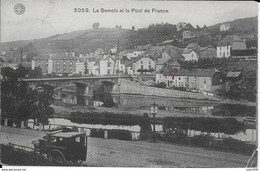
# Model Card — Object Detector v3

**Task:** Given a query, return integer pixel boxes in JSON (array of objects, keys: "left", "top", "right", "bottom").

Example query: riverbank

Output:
[{"left": 1, "top": 126, "right": 253, "bottom": 167}]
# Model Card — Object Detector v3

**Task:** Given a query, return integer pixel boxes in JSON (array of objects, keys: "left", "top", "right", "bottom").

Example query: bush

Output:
[
  {"left": 1, "top": 144, "right": 68, "bottom": 166},
  {"left": 70, "top": 111, "right": 151, "bottom": 132},
  {"left": 163, "top": 117, "right": 244, "bottom": 134},
  {"left": 212, "top": 137, "right": 256, "bottom": 155},
  {"left": 90, "top": 129, "right": 132, "bottom": 141}
]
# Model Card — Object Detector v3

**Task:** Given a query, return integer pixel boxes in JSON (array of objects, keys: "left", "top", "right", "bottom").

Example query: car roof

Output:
[{"left": 48, "top": 132, "right": 85, "bottom": 138}]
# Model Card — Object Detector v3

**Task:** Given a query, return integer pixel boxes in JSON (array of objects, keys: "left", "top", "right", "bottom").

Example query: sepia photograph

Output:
[{"left": 0, "top": 0, "right": 258, "bottom": 169}]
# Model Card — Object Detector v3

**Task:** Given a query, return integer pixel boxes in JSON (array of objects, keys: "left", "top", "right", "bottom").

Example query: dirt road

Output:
[{"left": 1, "top": 126, "right": 250, "bottom": 167}]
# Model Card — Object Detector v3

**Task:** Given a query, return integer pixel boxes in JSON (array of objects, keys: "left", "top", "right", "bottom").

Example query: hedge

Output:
[
  {"left": 70, "top": 111, "right": 151, "bottom": 132},
  {"left": 158, "top": 132, "right": 256, "bottom": 155},
  {"left": 90, "top": 129, "right": 132, "bottom": 141},
  {"left": 163, "top": 117, "right": 244, "bottom": 134}
]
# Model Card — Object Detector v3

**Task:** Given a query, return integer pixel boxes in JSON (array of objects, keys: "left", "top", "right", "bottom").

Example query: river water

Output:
[{"left": 60, "top": 92, "right": 256, "bottom": 117}]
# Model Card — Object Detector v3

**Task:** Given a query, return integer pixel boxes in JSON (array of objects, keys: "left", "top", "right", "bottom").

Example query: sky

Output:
[{"left": 1, "top": 0, "right": 258, "bottom": 42}]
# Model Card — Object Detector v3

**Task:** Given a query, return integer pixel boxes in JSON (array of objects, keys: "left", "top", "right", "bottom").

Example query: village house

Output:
[
  {"left": 156, "top": 61, "right": 180, "bottom": 87},
  {"left": 132, "top": 55, "right": 156, "bottom": 75},
  {"left": 231, "top": 49, "right": 257, "bottom": 60},
  {"left": 32, "top": 52, "right": 78, "bottom": 75},
  {"left": 99, "top": 55, "right": 116, "bottom": 75},
  {"left": 174, "top": 69, "right": 224, "bottom": 93},
  {"left": 199, "top": 45, "right": 217, "bottom": 58},
  {"left": 181, "top": 43, "right": 201, "bottom": 61},
  {"left": 31, "top": 57, "right": 49, "bottom": 74},
  {"left": 75, "top": 59, "right": 87, "bottom": 75},
  {"left": 126, "top": 50, "right": 146, "bottom": 59},
  {"left": 217, "top": 35, "right": 247, "bottom": 58},
  {"left": 220, "top": 23, "right": 231, "bottom": 31},
  {"left": 156, "top": 48, "right": 184, "bottom": 71}
]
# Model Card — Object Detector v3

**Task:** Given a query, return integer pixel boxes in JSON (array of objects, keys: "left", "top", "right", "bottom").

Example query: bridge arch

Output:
[{"left": 101, "top": 81, "right": 115, "bottom": 93}]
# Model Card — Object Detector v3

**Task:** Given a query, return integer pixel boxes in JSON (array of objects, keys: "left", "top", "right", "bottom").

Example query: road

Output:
[{"left": 1, "top": 126, "right": 250, "bottom": 167}]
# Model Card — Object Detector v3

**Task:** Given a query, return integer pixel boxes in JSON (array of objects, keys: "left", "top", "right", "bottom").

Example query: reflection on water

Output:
[{"left": 60, "top": 92, "right": 256, "bottom": 117}]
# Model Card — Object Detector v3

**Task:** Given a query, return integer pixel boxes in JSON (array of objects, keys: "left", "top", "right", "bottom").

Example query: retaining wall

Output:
[{"left": 117, "top": 79, "right": 220, "bottom": 100}]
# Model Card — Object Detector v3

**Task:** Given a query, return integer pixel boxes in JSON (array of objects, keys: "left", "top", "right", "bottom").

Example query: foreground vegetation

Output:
[{"left": 1, "top": 144, "right": 70, "bottom": 166}]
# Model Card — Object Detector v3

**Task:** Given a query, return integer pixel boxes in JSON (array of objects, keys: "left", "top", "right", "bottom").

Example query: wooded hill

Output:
[{"left": 0, "top": 16, "right": 257, "bottom": 61}]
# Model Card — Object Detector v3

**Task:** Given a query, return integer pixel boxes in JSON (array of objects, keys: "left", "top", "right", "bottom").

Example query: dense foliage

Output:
[
  {"left": 158, "top": 133, "right": 256, "bottom": 155},
  {"left": 1, "top": 144, "right": 68, "bottom": 166},
  {"left": 1, "top": 66, "right": 55, "bottom": 125},
  {"left": 70, "top": 111, "right": 151, "bottom": 132},
  {"left": 90, "top": 129, "right": 132, "bottom": 141},
  {"left": 163, "top": 117, "right": 244, "bottom": 134}
]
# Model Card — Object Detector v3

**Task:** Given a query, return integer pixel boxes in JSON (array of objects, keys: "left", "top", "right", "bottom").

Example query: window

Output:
[
  {"left": 194, "top": 77, "right": 197, "bottom": 81},
  {"left": 149, "top": 65, "right": 151, "bottom": 69},
  {"left": 141, "top": 65, "right": 143, "bottom": 69},
  {"left": 107, "top": 62, "right": 111, "bottom": 67},
  {"left": 220, "top": 52, "right": 222, "bottom": 56},
  {"left": 141, "top": 61, "right": 143, "bottom": 64},
  {"left": 108, "top": 69, "right": 110, "bottom": 74},
  {"left": 179, "top": 77, "right": 181, "bottom": 80},
  {"left": 204, "top": 78, "right": 206, "bottom": 83}
]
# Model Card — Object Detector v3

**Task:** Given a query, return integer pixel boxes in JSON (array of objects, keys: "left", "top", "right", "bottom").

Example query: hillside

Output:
[
  {"left": 208, "top": 16, "right": 257, "bottom": 33},
  {"left": 0, "top": 16, "right": 257, "bottom": 61}
]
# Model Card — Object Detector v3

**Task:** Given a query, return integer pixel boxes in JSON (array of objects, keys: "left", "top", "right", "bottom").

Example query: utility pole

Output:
[
  {"left": 117, "top": 40, "right": 120, "bottom": 76},
  {"left": 20, "top": 48, "right": 23, "bottom": 64}
]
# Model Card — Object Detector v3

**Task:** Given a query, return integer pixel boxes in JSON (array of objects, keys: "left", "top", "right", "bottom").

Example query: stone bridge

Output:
[{"left": 21, "top": 75, "right": 137, "bottom": 96}]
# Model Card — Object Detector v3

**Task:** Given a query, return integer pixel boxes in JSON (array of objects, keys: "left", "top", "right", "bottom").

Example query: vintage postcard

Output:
[{"left": 0, "top": 0, "right": 258, "bottom": 169}]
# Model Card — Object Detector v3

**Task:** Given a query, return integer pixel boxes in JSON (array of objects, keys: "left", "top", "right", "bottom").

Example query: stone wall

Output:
[{"left": 117, "top": 79, "right": 220, "bottom": 100}]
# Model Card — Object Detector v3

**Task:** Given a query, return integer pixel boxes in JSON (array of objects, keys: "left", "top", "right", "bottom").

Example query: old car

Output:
[{"left": 32, "top": 129, "right": 87, "bottom": 164}]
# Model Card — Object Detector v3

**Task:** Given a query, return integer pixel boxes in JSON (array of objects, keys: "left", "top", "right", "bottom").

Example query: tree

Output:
[
  {"left": 26, "top": 52, "right": 37, "bottom": 62},
  {"left": 131, "top": 26, "right": 135, "bottom": 30},
  {"left": 118, "top": 25, "right": 122, "bottom": 29},
  {"left": 1, "top": 67, "right": 55, "bottom": 126},
  {"left": 28, "top": 66, "right": 42, "bottom": 78},
  {"left": 92, "top": 22, "right": 100, "bottom": 29}
]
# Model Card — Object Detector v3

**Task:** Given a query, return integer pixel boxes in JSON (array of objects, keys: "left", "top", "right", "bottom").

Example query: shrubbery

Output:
[
  {"left": 70, "top": 111, "right": 151, "bottom": 132},
  {"left": 158, "top": 132, "right": 256, "bottom": 155},
  {"left": 163, "top": 117, "right": 244, "bottom": 134},
  {"left": 90, "top": 129, "right": 132, "bottom": 141},
  {"left": 1, "top": 144, "right": 68, "bottom": 166}
]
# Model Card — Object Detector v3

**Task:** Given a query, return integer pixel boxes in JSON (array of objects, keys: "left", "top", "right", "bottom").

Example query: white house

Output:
[
  {"left": 182, "top": 49, "right": 198, "bottom": 61},
  {"left": 132, "top": 56, "right": 156, "bottom": 75},
  {"left": 220, "top": 23, "right": 231, "bottom": 31},
  {"left": 217, "top": 35, "right": 247, "bottom": 58},
  {"left": 87, "top": 61, "right": 99, "bottom": 75},
  {"left": 99, "top": 56, "right": 116, "bottom": 75},
  {"left": 126, "top": 51, "right": 145, "bottom": 59},
  {"left": 75, "top": 60, "right": 86, "bottom": 74}
]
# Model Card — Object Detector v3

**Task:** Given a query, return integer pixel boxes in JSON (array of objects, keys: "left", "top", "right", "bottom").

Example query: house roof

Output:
[
  {"left": 221, "top": 23, "right": 231, "bottom": 27},
  {"left": 163, "top": 48, "right": 185, "bottom": 61},
  {"left": 161, "top": 40, "right": 174, "bottom": 45},
  {"left": 226, "top": 72, "right": 241, "bottom": 78},
  {"left": 175, "top": 69, "right": 220, "bottom": 77},
  {"left": 182, "top": 49, "right": 196, "bottom": 54},
  {"left": 231, "top": 49, "right": 257, "bottom": 56},
  {"left": 51, "top": 52, "right": 76, "bottom": 59},
  {"left": 199, "top": 45, "right": 215, "bottom": 52},
  {"left": 218, "top": 35, "right": 244, "bottom": 46}
]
